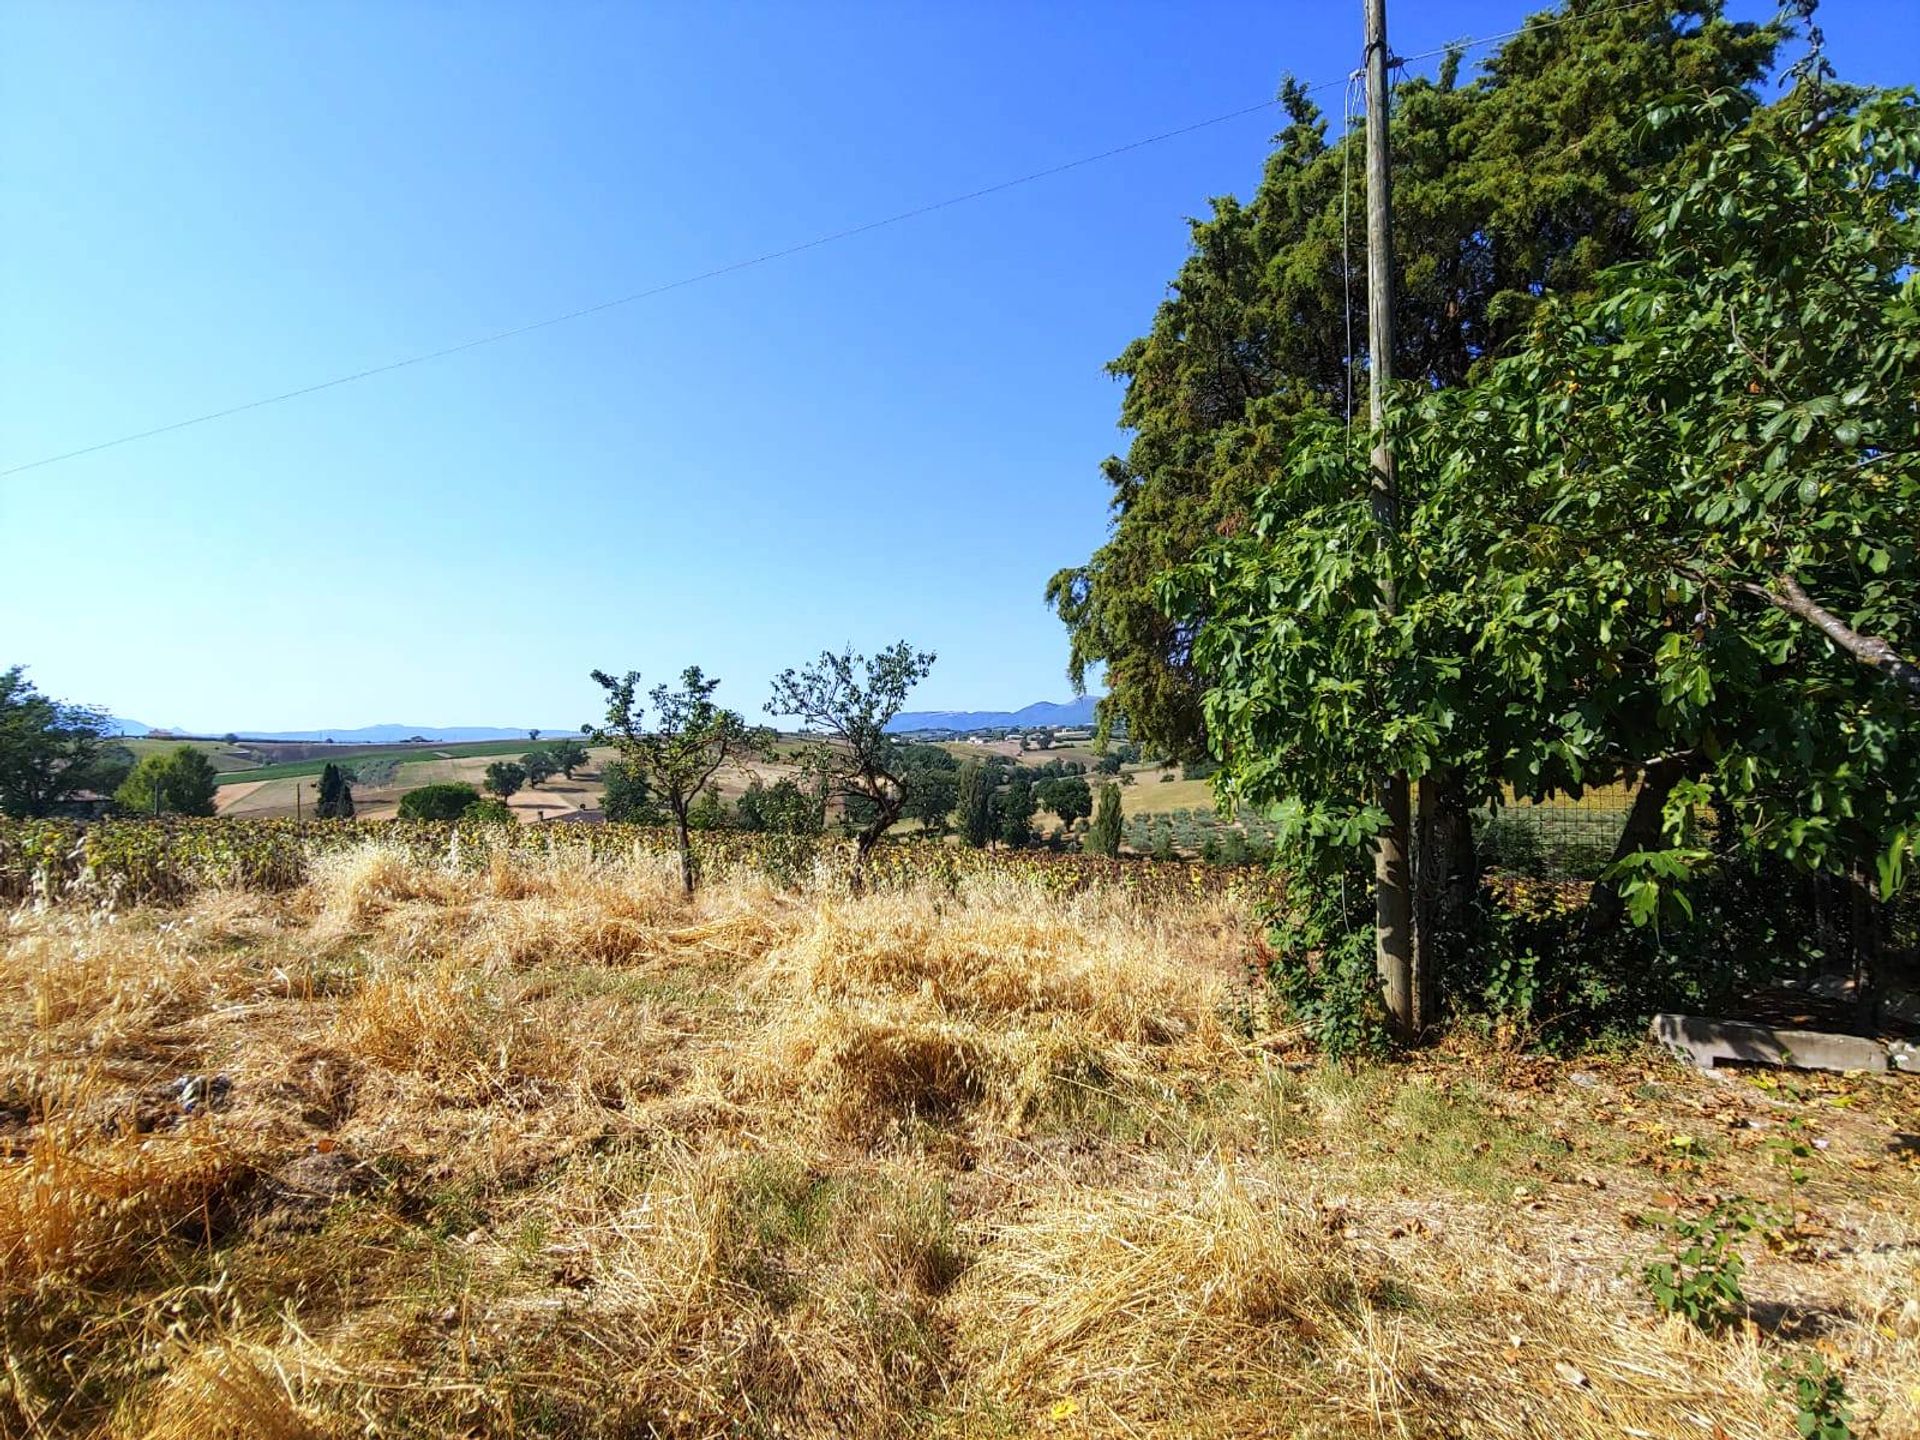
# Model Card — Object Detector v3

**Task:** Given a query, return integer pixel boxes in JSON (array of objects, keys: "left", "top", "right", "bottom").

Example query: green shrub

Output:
[
  {"left": 1770, "top": 1354, "right": 1854, "bottom": 1440},
  {"left": 398, "top": 783, "right": 482, "bottom": 821},
  {"left": 1267, "top": 876, "right": 1390, "bottom": 1063},
  {"left": 1641, "top": 1198, "right": 1765, "bottom": 1331}
]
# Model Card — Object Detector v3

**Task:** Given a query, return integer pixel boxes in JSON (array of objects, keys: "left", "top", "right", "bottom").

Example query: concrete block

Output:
[{"left": 1651, "top": 1014, "right": 1891, "bottom": 1074}]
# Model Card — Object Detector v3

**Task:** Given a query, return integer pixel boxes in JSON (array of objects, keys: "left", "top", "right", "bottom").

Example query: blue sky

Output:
[{"left": 3, "top": 2, "right": 1913, "bottom": 732}]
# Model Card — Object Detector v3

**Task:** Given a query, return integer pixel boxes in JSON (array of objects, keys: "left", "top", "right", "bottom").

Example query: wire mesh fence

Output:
[
  {"left": 1475, "top": 782, "right": 1917, "bottom": 988},
  {"left": 1474, "top": 785, "right": 1637, "bottom": 883}
]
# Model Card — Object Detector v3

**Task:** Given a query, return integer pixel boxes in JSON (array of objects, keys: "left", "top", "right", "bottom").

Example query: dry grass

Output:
[{"left": 1, "top": 841, "right": 1915, "bottom": 1439}]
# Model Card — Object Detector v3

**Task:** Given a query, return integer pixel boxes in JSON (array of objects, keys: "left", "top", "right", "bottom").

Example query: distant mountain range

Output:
[
  {"left": 106, "top": 720, "right": 581, "bottom": 743},
  {"left": 885, "top": 696, "right": 1099, "bottom": 734},
  {"left": 105, "top": 697, "right": 1101, "bottom": 743}
]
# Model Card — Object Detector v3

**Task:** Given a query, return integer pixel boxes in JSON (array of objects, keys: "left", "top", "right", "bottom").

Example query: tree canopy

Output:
[
  {"left": 1086, "top": 783, "right": 1125, "bottom": 858},
  {"left": 0, "top": 666, "right": 127, "bottom": 818},
  {"left": 736, "top": 776, "right": 824, "bottom": 835},
  {"left": 315, "top": 762, "right": 354, "bottom": 820},
  {"left": 1049, "top": 1, "right": 1782, "bottom": 758},
  {"left": 767, "top": 642, "right": 936, "bottom": 876},
  {"left": 592, "top": 666, "right": 766, "bottom": 893},
  {"left": 600, "top": 759, "right": 661, "bottom": 825},
  {"left": 485, "top": 761, "right": 528, "bottom": 801},
  {"left": 544, "top": 738, "right": 590, "bottom": 780},
  {"left": 1176, "top": 80, "right": 1918, "bottom": 1003},
  {"left": 115, "top": 746, "right": 219, "bottom": 817}
]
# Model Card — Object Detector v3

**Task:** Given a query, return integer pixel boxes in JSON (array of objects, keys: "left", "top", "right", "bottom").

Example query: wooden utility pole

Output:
[{"left": 1364, "top": 0, "right": 1416, "bottom": 1039}]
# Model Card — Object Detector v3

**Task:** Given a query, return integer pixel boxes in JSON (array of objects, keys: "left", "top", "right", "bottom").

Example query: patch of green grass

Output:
[
  {"left": 215, "top": 739, "right": 541, "bottom": 786},
  {"left": 1375, "top": 1077, "right": 1568, "bottom": 1197}
]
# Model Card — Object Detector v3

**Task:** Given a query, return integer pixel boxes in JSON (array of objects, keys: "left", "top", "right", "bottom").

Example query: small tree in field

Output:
[
  {"left": 315, "top": 762, "right": 354, "bottom": 819},
  {"left": 522, "top": 750, "right": 557, "bottom": 787},
  {"left": 115, "top": 746, "right": 219, "bottom": 817},
  {"left": 485, "top": 761, "right": 527, "bottom": 801},
  {"left": 1087, "top": 782, "right": 1124, "bottom": 857},
  {"left": 956, "top": 763, "right": 994, "bottom": 849},
  {"left": 591, "top": 666, "right": 766, "bottom": 895},
  {"left": 546, "top": 738, "right": 589, "bottom": 779},
  {"left": 902, "top": 768, "right": 959, "bottom": 836},
  {"left": 600, "top": 759, "right": 660, "bottom": 824},
  {"left": 398, "top": 782, "right": 481, "bottom": 820},
  {"left": 737, "top": 776, "right": 824, "bottom": 835},
  {"left": 767, "top": 643, "right": 935, "bottom": 882},
  {"left": 1038, "top": 775, "right": 1093, "bottom": 830}
]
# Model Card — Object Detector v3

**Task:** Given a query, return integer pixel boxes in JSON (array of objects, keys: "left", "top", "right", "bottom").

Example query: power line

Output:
[
  {"left": 1, "top": 97, "right": 1305, "bottom": 481},
  {"left": 1, "top": 0, "right": 1680, "bottom": 479}
]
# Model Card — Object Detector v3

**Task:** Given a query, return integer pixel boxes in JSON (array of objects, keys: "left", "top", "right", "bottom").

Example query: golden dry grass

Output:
[{"left": 1, "top": 842, "right": 1916, "bottom": 1439}]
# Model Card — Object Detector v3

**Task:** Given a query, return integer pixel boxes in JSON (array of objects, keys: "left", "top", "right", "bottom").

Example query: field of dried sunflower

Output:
[{"left": 2, "top": 834, "right": 1916, "bottom": 1439}]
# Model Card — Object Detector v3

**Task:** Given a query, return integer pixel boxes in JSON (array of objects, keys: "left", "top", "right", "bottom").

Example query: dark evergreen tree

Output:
[
  {"left": 1086, "top": 783, "right": 1124, "bottom": 858},
  {"left": 956, "top": 763, "right": 995, "bottom": 849},
  {"left": 315, "top": 762, "right": 354, "bottom": 819},
  {"left": 1048, "top": 3, "right": 1782, "bottom": 758}
]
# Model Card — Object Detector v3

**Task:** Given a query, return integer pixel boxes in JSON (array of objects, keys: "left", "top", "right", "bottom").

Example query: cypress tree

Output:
[
  {"left": 1087, "top": 782, "right": 1124, "bottom": 857},
  {"left": 956, "top": 763, "right": 994, "bottom": 849},
  {"left": 315, "top": 762, "right": 354, "bottom": 819}
]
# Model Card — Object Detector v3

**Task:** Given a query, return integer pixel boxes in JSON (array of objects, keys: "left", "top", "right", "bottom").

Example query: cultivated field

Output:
[
  {"left": 118, "top": 737, "right": 260, "bottom": 774},
  {"left": 214, "top": 746, "right": 815, "bottom": 823},
  {"left": 1120, "top": 773, "right": 1217, "bottom": 815},
  {"left": 2, "top": 835, "right": 1915, "bottom": 1438},
  {"left": 215, "top": 749, "right": 628, "bottom": 823}
]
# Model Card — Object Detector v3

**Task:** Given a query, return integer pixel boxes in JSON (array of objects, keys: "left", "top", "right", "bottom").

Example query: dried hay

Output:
[{"left": 2, "top": 835, "right": 1914, "bottom": 1440}]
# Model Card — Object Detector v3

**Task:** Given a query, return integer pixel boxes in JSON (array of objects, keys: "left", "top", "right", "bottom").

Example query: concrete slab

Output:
[{"left": 1651, "top": 1014, "right": 1892, "bottom": 1074}]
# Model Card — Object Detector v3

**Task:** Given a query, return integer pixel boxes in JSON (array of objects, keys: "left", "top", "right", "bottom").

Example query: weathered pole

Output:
[{"left": 1364, "top": 0, "right": 1416, "bottom": 1038}]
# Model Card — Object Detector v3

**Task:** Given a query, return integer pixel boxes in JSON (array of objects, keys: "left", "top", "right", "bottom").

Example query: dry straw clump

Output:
[
  {"left": 949, "top": 1164, "right": 1850, "bottom": 1439},
  {"left": 0, "top": 1122, "right": 244, "bottom": 1300},
  {"left": 731, "top": 882, "right": 1244, "bottom": 1141},
  {"left": 1, "top": 836, "right": 1915, "bottom": 1440}
]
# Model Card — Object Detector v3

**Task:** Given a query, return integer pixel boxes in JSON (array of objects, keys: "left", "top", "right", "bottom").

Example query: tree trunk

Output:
[
  {"left": 1413, "top": 779, "right": 1437, "bottom": 1037},
  {"left": 1413, "top": 771, "right": 1480, "bottom": 1035},
  {"left": 1848, "top": 862, "right": 1881, "bottom": 1029},
  {"left": 851, "top": 812, "right": 892, "bottom": 896},
  {"left": 1584, "top": 754, "right": 1699, "bottom": 937},
  {"left": 675, "top": 812, "right": 695, "bottom": 897}
]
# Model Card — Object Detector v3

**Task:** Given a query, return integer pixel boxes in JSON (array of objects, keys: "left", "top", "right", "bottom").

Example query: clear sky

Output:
[{"left": 3, "top": 2, "right": 1913, "bottom": 732}]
